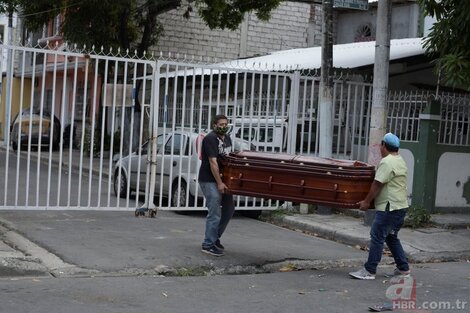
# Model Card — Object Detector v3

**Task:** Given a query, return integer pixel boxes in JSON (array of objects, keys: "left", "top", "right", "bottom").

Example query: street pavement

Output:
[
  {"left": 1, "top": 208, "right": 469, "bottom": 278},
  {"left": 0, "top": 210, "right": 368, "bottom": 278},
  {"left": 0, "top": 262, "right": 468, "bottom": 313}
]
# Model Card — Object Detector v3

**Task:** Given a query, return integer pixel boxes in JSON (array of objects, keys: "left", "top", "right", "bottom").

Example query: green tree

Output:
[
  {"left": 419, "top": 0, "right": 470, "bottom": 90},
  {"left": 16, "top": 0, "right": 282, "bottom": 55},
  {"left": 0, "top": 0, "right": 22, "bottom": 43},
  {"left": 0, "top": 0, "right": 20, "bottom": 14}
]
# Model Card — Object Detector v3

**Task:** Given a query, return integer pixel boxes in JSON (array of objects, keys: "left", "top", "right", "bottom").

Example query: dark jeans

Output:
[{"left": 364, "top": 208, "right": 409, "bottom": 274}]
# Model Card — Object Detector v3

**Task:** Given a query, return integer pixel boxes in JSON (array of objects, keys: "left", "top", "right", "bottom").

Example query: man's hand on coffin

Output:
[
  {"left": 357, "top": 180, "right": 383, "bottom": 211},
  {"left": 217, "top": 182, "right": 228, "bottom": 194},
  {"left": 357, "top": 200, "right": 370, "bottom": 211},
  {"left": 209, "top": 157, "right": 227, "bottom": 193}
]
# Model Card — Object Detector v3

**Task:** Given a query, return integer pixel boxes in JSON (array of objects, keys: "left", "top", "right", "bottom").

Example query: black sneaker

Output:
[
  {"left": 201, "top": 245, "right": 224, "bottom": 257},
  {"left": 215, "top": 240, "right": 225, "bottom": 250}
]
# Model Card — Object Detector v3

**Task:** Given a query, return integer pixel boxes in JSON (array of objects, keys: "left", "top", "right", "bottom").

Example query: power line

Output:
[{"left": 18, "top": 1, "right": 85, "bottom": 18}]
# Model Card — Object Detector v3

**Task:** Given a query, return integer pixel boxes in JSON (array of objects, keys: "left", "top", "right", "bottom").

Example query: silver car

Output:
[{"left": 113, "top": 130, "right": 253, "bottom": 207}]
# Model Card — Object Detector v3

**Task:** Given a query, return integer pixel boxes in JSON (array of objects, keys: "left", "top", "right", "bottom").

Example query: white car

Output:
[{"left": 113, "top": 130, "right": 253, "bottom": 208}]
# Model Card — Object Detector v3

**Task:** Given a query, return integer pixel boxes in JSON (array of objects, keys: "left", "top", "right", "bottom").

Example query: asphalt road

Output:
[
  {"left": 0, "top": 149, "right": 139, "bottom": 209},
  {"left": 0, "top": 263, "right": 468, "bottom": 313},
  {"left": 0, "top": 210, "right": 367, "bottom": 275}
]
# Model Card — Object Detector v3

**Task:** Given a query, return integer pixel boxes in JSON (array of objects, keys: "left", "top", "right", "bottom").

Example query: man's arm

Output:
[
  {"left": 357, "top": 180, "right": 384, "bottom": 211},
  {"left": 209, "top": 157, "right": 227, "bottom": 193}
]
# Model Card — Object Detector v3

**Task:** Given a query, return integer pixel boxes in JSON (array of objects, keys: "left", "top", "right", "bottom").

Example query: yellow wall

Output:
[{"left": 0, "top": 77, "right": 32, "bottom": 140}]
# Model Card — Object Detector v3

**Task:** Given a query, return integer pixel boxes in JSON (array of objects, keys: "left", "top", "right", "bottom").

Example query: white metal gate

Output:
[
  {"left": 0, "top": 43, "right": 155, "bottom": 210},
  {"left": 1, "top": 44, "right": 373, "bottom": 211}
]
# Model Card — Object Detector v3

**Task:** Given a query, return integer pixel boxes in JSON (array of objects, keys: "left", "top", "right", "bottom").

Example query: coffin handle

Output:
[
  {"left": 268, "top": 176, "right": 273, "bottom": 190},
  {"left": 300, "top": 179, "right": 305, "bottom": 194},
  {"left": 237, "top": 173, "right": 243, "bottom": 187}
]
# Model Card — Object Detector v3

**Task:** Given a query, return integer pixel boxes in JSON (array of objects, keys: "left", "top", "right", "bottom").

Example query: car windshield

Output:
[{"left": 140, "top": 134, "right": 166, "bottom": 154}]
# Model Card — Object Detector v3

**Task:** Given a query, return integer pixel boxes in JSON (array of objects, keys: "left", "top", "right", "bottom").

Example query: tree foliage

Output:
[
  {"left": 13, "top": 0, "right": 282, "bottom": 55},
  {"left": 0, "top": 0, "right": 20, "bottom": 14},
  {"left": 419, "top": 0, "right": 470, "bottom": 90}
]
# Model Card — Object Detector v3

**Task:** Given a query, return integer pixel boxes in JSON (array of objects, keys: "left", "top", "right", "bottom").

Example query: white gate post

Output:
[
  {"left": 287, "top": 71, "right": 300, "bottom": 154},
  {"left": 142, "top": 62, "right": 160, "bottom": 211}
]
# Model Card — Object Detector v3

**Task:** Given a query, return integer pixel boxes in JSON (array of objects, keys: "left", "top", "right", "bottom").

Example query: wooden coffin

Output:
[{"left": 222, "top": 151, "right": 375, "bottom": 208}]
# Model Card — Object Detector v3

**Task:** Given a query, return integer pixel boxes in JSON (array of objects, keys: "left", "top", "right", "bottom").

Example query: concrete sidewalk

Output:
[{"left": 266, "top": 210, "right": 470, "bottom": 263}]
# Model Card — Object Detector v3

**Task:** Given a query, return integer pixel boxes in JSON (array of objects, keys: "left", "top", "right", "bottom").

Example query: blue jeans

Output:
[
  {"left": 364, "top": 209, "right": 409, "bottom": 274},
  {"left": 199, "top": 182, "right": 235, "bottom": 248}
]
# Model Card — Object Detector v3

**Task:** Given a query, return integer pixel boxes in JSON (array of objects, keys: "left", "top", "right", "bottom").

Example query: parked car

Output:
[
  {"left": 10, "top": 109, "right": 61, "bottom": 151},
  {"left": 113, "top": 130, "right": 254, "bottom": 208}
]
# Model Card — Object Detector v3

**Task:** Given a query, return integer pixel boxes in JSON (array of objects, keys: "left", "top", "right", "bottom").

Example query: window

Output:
[
  {"left": 164, "top": 134, "right": 183, "bottom": 155},
  {"left": 355, "top": 23, "right": 374, "bottom": 42},
  {"left": 258, "top": 127, "right": 274, "bottom": 142},
  {"left": 237, "top": 127, "right": 256, "bottom": 141},
  {"left": 0, "top": 25, "right": 4, "bottom": 43}
]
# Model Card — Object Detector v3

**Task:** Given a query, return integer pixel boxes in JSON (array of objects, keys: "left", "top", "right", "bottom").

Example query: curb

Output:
[
  {"left": 263, "top": 213, "right": 470, "bottom": 264},
  {"left": 264, "top": 214, "right": 369, "bottom": 248}
]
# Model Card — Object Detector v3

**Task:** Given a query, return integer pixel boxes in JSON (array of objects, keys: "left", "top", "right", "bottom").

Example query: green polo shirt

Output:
[{"left": 374, "top": 154, "right": 408, "bottom": 211}]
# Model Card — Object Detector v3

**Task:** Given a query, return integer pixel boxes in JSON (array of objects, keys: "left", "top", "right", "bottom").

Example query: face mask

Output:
[{"left": 215, "top": 126, "right": 229, "bottom": 135}]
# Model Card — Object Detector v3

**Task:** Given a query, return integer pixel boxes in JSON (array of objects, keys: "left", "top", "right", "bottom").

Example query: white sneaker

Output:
[
  {"left": 385, "top": 267, "right": 411, "bottom": 278},
  {"left": 349, "top": 267, "right": 376, "bottom": 280}
]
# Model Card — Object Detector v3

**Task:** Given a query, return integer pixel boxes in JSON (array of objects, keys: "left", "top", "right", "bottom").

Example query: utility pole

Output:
[
  {"left": 365, "top": 0, "right": 392, "bottom": 225},
  {"left": 319, "top": 0, "right": 333, "bottom": 158},
  {"left": 368, "top": 0, "right": 392, "bottom": 166}
]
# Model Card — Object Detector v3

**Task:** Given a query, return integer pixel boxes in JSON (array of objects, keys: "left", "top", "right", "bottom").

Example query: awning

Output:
[{"left": 220, "top": 37, "right": 425, "bottom": 71}]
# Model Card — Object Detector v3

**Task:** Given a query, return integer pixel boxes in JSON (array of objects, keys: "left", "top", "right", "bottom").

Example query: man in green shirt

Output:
[{"left": 349, "top": 132, "right": 410, "bottom": 280}]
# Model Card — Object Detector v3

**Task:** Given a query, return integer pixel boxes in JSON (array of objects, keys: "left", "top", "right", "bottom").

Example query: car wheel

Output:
[
  {"left": 11, "top": 141, "right": 18, "bottom": 151},
  {"left": 171, "top": 180, "right": 195, "bottom": 207},
  {"left": 113, "top": 169, "right": 128, "bottom": 198}
]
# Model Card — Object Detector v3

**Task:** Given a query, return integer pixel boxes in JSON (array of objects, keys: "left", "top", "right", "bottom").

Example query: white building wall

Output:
[
  {"left": 335, "top": 3, "right": 421, "bottom": 44},
  {"left": 156, "top": 2, "right": 310, "bottom": 61},
  {"left": 0, "top": 14, "right": 18, "bottom": 73},
  {"left": 436, "top": 153, "right": 470, "bottom": 208},
  {"left": 423, "top": 15, "right": 436, "bottom": 37}
]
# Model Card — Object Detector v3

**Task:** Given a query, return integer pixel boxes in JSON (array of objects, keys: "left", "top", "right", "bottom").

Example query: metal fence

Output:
[
  {"left": 438, "top": 93, "right": 470, "bottom": 146},
  {"left": 387, "top": 90, "right": 470, "bottom": 145},
  {"left": 4, "top": 43, "right": 468, "bottom": 211}
]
